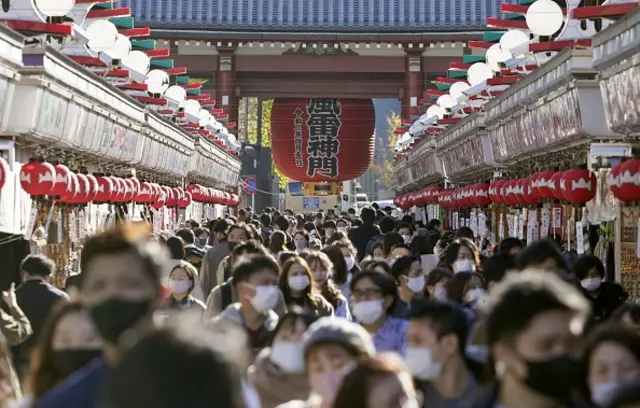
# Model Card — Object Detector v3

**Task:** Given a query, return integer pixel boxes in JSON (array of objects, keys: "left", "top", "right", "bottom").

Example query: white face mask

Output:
[
  {"left": 169, "top": 279, "right": 190, "bottom": 295},
  {"left": 405, "top": 347, "right": 443, "bottom": 381},
  {"left": 248, "top": 285, "right": 280, "bottom": 313},
  {"left": 434, "top": 286, "right": 448, "bottom": 300},
  {"left": 591, "top": 382, "right": 622, "bottom": 406},
  {"left": 344, "top": 256, "right": 354, "bottom": 270},
  {"left": 352, "top": 299, "right": 385, "bottom": 324},
  {"left": 453, "top": 259, "right": 475, "bottom": 273},
  {"left": 402, "top": 234, "right": 411, "bottom": 244},
  {"left": 407, "top": 275, "right": 425, "bottom": 294},
  {"left": 581, "top": 277, "right": 602, "bottom": 292},
  {"left": 288, "top": 275, "right": 310, "bottom": 291},
  {"left": 270, "top": 341, "right": 305, "bottom": 373},
  {"left": 465, "top": 288, "right": 486, "bottom": 303},
  {"left": 309, "top": 363, "right": 355, "bottom": 405},
  {"left": 373, "top": 257, "right": 385, "bottom": 262},
  {"left": 337, "top": 226, "right": 347, "bottom": 233}
]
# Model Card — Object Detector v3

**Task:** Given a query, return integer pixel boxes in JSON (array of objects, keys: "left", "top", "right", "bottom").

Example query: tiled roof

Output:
[{"left": 121, "top": 0, "right": 504, "bottom": 31}]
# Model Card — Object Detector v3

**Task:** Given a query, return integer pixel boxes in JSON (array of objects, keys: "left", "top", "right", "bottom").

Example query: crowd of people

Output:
[{"left": 0, "top": 204, "right": 637, "bottom": 408}]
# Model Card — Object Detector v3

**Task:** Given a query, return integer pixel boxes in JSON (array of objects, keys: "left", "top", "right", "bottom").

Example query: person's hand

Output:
[{"left": 2, "top": 283, "right": 16, "bottom": 309}]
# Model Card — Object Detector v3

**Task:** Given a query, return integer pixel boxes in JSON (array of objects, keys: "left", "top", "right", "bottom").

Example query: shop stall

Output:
[{"left": 592, "top": 7, "right": 640, "bottom": 298}]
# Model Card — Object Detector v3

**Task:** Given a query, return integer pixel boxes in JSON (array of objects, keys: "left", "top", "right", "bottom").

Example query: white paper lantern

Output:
[
  {"left": 145, "top": 70, "right": 170, "bottom": 95},
  {"left": 87, "top": 21, "right": 118, "bottom": 53},
  {"left": 197, "top": 109, "right": 211, "bottom": 127},
  {"left": 467, "top": 63, "right": 493, "bottom": 86},
  {"left": 36, "top": 0, "right": 74, "bottom": 16},
  {"left": 426, "top": 105, "right": 446, "bottom": 120},
  {"left": 103, "top": 34, "right": 131, "bottom": 60},
  {"left": 165, "top": 86, "right": 186, "bottom": 104},
  {"left": 121, "top": 51, "right": 150, "bottom": 75},
  {"left": 526, "top": 0, "right": 564, "bottom": 37},
  {"left": 499, "top": 30, "right": 530, "bottom": 55},
  {"left": 485, "top": 44, "right": 512, "bottom": 72},
  {"left": 437, "top": 95, "right": 457, "bottom": 109},
  {"left": 182, "top": 100, "right": 201, "bottom": 116},
  {"left": 449, "top": 82, "right": 471, "bottom": 100}
]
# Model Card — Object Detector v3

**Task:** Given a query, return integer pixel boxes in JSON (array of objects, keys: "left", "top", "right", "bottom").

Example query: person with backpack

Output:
[
  {"left": 214, "top": 256, "right": 282, "bottom": 356},
  {"left": 204, "top": 241, "right": 286, "bottom": 321}
]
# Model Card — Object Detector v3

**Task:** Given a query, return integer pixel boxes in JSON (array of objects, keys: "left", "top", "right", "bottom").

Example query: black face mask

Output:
[
  {"left": 522, "top": 355, "right": 579, "bottom": 400},
  {"left": 51, "top": 349, "right": 102, "bottom": 378},
  {"left": 89, "top": 299, "right": 152, "bottom": 343}
]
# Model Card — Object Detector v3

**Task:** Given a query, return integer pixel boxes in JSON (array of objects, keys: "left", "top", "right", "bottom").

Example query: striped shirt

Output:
[{"left": 370, "top": 316, "right": 409, "bottom": 355}]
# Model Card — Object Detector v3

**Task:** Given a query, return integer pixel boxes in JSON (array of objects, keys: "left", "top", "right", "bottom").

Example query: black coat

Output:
[
  {"left": 469, "top": 381, "right": 591, "bottom": 408},
  {"left": 11, "top": 279, "right": 69, "bottom": 372},
  {"left": 584, "top": 281, "right": 628, "bottom": 324}
]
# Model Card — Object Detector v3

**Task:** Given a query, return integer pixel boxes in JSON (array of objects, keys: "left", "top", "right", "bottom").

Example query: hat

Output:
[{"left": 302, "top": 317, "right": 375, "bottom": 358}]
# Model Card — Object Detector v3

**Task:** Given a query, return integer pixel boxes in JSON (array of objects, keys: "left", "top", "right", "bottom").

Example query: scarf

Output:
[{"left": 248, "top": 348, "right": 311, "bottom": 408}]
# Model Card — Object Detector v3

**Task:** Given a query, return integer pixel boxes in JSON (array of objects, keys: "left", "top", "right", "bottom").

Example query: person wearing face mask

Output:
[
  {"left": 293, "top": 230, "right": 310, "bottom": 254},
  {"left": 193, "top": 227, "right": 212, "bottom": 251},
  {"left": 277, "top": 317, "right": 376, "bottom": 408},
  {"left": 17, "top": 302, "right": 103, "bottom": 407},
  {"left": 350, "top": 271, "right": 408, "bottom": 354},
  {"left": 573, "top": 255, "right": 627, "bottom": 325},
  {"left": 205, "top": 240, "right": 286, "bottom": 320},
  {"left": 446, "top": 272, "right": 486, "bottom": 323},
  {"left": 163, "top": 262, "right": 206, "bottom": 315},
  {"left": 320, "top": 245, "right": 353, "bottom": 300},
  {"left": 334, "top": 239, "right": 361, "bottom": 277},
  {"left": 278, "top": 258, "right": 333, "bottom": 317},
  {"left": 405, "top": 300, "right": 482, "bottom": 408},
  {"left": 215, "top": 256, "right": 282, "bottom": 356},
  {"left": 212, "top": 223, "right": 254, "bottom": 290},
  {"left": 37, "top": 224, "right": 169, "bottom": 408},
  {"left": 395, "top": 222, "right": 413, "bottom": 246},
  {"left": 579, "top": 324, "right": 640, "bottom": 407},
  {"left": 425, "top": 268, "right": 453, "bottom": 302},
  {"left": 336, "top": 219, "right": 349, "bottom": 235},
  {"left": 444, "top": 239, "right": 481, "bottom": 274},
  {"left": 390, "top": 256, "right": 426, "bottom": 318},
  {"left": 470, "top": 270, "right": 591, "bottom": 408},
  {"left": 249, "top": 308, "right": 318, "bottom": 408}
]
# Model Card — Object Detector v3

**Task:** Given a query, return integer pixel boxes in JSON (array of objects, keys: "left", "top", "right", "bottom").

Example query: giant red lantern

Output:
[
  {"left": 271, "top": 98, "right": 375, "bottom": 182},
  {"left": 560, "top": 169, "right": 597, "bottom": 204},
  {"left": 20, "top": 159, "right": 56, "bottom": 196}
]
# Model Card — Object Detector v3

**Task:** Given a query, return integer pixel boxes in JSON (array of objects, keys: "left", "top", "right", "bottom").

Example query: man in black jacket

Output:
[{"left": 12, "top": 254, "right": 69, "bottom": 376}]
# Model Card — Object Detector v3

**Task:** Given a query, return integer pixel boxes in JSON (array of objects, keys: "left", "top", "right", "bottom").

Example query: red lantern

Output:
[
  {"left": 616, "top": 160, "right": 640, "bottom": 202},
  {"left": 0, "top": 157, "right": 7, "bottom": 191},
  {"left": 70, "top": 174, "right": 90, "bottom": 205},
  {"left": 186, "top": 184, "right": 201, "bottom": 201},
  {"left": 520, "top": 178, "right": 539, "bottom": 206},
  {"left": 110, "top": 177, "right": 124, "bottom": 202},
  {"left": 150, "top": 190, "right": 166, "bottom": 209},
  {"left": 490, "top": 180, "right": 506, "bottom": 204},
  {"left": 533, "top": 170, "right": 556, "bottom": 200},
  {"left": 271, "top": 98, "right": 375, "bottom": 182},
  {"left": 85, "top": 174, "right": 98, "bottom": 203},
  {"left": 129, "top": 177, "right": 140, "bottom": 197},
  {"left": 94, "top": 175, "right": 114, "bottom": 203},
  {"left": 52, "top": 164, "right": 71, "bottom": 197},
  {"left": 20, "top": 159, "right": 56, "bottom": 196},
  {"left": 474, "top": 183, "right": 491, "bottom": 206},
  {"left": 59, "top": 172, "right": 79, "bottom": 203},
  {"left": 136, "top": 182, "right": 154, "bottom": 204},
  {"left": 178, "top": 191, "right": 192, "bottom": 209},
  {"left": 550, "top": 172, "right": 565, "bottom": 201},
  {"left": 560, "top": 169, "right": 597, "bottom": 204}
]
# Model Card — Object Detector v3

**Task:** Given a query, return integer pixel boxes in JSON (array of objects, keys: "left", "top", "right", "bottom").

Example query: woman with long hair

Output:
[
  {"left": 277, "top": 258, "right": 333, "bottom": 317},
  {"left": 306, "top": 252, "right": 351, "bottom": 320},
  {"left": 321, "top": 246, "right": 352, "bottom": 299},
  {"left": 269, "top": 231, "right": 288, "bottom": 256},
  {"left": 444, "top": 238, "right": 482, "bottom": 274},
  {"left": 22, "top": 301, "right": 102, "bottom": 406}
]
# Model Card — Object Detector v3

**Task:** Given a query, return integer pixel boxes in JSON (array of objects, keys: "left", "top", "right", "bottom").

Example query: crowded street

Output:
[{"left": 0, "top": 0, "right": 638, "bottom": 407}]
